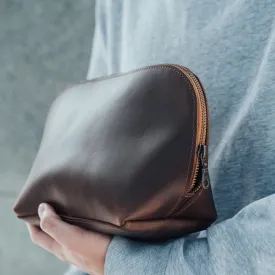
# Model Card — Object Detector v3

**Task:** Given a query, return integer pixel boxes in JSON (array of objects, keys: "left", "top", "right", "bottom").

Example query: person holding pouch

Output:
[{"left": 28, "top": 1, "right": 275, "bottom": 274}]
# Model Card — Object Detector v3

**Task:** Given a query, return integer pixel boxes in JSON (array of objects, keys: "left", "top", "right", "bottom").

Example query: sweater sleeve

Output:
[
  {"left": 86, "top": 2, "right": 108, "bottom": 80},
  {"left": 105, "top": 194, "right": 275, "bottom": 275}
]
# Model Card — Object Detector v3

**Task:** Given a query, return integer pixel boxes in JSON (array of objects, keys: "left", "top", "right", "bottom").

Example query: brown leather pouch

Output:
[{"left": 13, "top": 64, "right": 217, "bottom": 240}]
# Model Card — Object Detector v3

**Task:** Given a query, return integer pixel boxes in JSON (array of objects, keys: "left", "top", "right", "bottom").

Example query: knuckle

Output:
[{"left": 40, "top": 215, "right": 55, "bottom": 232}]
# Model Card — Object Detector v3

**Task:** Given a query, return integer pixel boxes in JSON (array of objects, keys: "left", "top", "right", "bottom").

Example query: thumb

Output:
[{"left": 38, "top": 203, "right": 89, "bottom": 251}]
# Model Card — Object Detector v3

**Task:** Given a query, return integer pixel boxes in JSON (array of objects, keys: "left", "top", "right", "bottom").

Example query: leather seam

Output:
[
  {"left": 173, "top": 187, "right": 204, "bottom": 216},
  {"left": 19, "top": 213, "right": 207, "bottom": 229},
  {"left": 165, "top": 72, "right": 196, "bottom": 217},
  {"left": 75, "top": 64, "right": 196, "bottom": 85}
]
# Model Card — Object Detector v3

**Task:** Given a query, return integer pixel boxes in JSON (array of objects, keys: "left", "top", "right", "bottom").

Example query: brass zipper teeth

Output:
[
  {"left": 171, "top": 65, "right": 208, "bottom": 193},
  {"left": 190, "top": 161, "right": 200, "bottom": 192}
]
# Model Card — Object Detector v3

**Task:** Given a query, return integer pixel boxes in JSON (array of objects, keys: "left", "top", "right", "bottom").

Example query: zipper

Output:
[
  {"left": 198, "top": 144, "right": 210, "bottom": 189},
  {"left": 171, "top": 65, "right": 210, "bottom": 193},
  {"left": 86, "top": 63, "right": 210, "bottom": 193}
]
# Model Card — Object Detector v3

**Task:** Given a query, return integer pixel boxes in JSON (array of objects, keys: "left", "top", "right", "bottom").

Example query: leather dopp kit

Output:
[{"left": 14, "top": 64, "right": 217, "bottom": 240}]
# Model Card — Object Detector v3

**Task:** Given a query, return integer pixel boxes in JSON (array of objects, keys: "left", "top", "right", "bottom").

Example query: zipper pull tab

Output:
[
  {"left": 198, "top": 145, "right": 210, "bottom": 189},
  {"left": 201, "top": 166, "right": 210, "bottom": 189}
]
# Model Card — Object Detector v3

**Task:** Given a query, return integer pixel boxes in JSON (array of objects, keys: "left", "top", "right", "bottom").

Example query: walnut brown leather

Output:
[{"left": 13, "top": 65, "right": 217, "bottom": 240}]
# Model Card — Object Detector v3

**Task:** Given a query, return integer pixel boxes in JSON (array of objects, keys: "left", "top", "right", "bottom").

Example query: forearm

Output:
[{"left": 105, "top": 194, "right": 275, "bottom": 275}]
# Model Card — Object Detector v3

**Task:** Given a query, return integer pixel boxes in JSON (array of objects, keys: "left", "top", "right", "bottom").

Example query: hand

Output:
[{"left": 27, "top": 203, "right": 112, "bottom": 275}]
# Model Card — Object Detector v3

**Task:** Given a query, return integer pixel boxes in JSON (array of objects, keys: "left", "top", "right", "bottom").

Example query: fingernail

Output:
[{"left": 38, "top": 204, "right": 45, "bottom": 216}]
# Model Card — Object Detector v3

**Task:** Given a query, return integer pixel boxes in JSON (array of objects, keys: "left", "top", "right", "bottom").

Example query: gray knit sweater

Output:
[{"left": 68, "top": 1, "right": 275, "bottom": 274}]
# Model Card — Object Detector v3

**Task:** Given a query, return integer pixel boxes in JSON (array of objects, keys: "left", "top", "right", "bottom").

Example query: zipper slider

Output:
[{"left": 198, "top": 145, "right": 210, "bottom": 189}]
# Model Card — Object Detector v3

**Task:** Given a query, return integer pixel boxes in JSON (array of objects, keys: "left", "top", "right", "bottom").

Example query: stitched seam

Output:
[
  {"left": 166, "top": 72, "right": 196, "bottom": 216},
  {"left": 77, "top": 64, "right": 193, "bottom": 84},
  {"left": 18, "top": 213, "right": 204, "bottom": 228},
  {"left": 19, "top": 213, "right": 124, "bottom": 228},
  {"left": 174, "top": 187, "right": 204, "bottom": 216}
]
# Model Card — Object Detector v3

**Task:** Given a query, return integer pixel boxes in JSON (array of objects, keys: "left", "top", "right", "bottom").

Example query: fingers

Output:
[
  {"left": 29, "top": 203, "right": 111, "bottom": 273},
  {"left": 38, "top": 203, "right": 89, "bottom": 252},
  {"left": 27, "top": 224, "right": 61, "bottom": 255}
]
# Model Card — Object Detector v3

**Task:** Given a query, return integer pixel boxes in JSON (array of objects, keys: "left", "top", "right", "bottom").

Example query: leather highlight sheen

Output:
[{"left": 13, "top": 65, "right": 217, "bottom": 240}]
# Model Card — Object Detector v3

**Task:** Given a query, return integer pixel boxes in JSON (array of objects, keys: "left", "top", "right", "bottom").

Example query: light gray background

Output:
[{"left": 0, "top": 1, "right": 95, "bottom": 274}]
